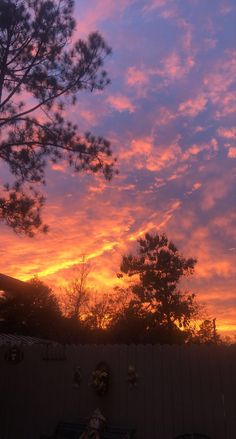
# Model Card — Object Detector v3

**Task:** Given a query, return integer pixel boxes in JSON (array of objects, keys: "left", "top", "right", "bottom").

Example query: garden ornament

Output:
[{"left": 79, "top": 408, "right": 106, "bottom": 439}]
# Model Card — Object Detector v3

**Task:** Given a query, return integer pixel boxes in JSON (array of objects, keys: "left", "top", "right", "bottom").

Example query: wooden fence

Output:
[{"left": 0, "top": 344, "right": 235, "bottom": 439}]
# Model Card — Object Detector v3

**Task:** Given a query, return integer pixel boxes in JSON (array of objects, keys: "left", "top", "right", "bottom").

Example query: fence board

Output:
[
  {"left": 153, "top": 344, "right": 164, "bottom": 438},
  {"left": 118, "top": 344, "right": 128, "bottom": 427},
  {"left": 144, "top": 345, "right": 154, "bottom": 439},
  {"left": 170, "top": 345, "right": 184, "bottom": 437},
  {"left": 126, "top": 344, "right": 138, "bottom": 433}
]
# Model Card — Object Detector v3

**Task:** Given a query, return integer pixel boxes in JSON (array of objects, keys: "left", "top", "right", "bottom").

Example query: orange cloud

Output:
[
  {"left": 227, "top": 147, "right": 236, "bottom": 158},
  {"left": 146, "top": 139, "right": 182, "bottom": 171},
  {"left": 119, "top": 135, "right": 183, "bottom": 173},
  {"left": 217, "top": 127, "right": 236, "bottom": 139},
  {"left": 51, "top": 162, "right": 68, "bottom": 173}
]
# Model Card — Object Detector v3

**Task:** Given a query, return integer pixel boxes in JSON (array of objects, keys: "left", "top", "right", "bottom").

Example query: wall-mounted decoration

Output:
[
  {"left": 91, "top": 362, "right": 110, "bottom": 396},
  {"left": 5, "top": 346, "right": 24, "bottom": 364},
  {"left": 73, "top": 366, "right": 82, "bottom": 388},
  {"left": 127, "top": 364, "right": 139, "bottom": 388},
  {"left": 80, "top": 408, "right": 106, "bottom": 439}
]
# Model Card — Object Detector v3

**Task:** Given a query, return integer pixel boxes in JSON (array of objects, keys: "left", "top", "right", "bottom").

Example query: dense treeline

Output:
[{"left": 0, "top": 233, "right": 222, "bottom": 344}]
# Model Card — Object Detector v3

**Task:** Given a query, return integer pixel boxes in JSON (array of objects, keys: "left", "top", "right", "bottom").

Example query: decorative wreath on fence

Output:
[{"left": 91, "top": 362, "right": 110, "bottom": 396}]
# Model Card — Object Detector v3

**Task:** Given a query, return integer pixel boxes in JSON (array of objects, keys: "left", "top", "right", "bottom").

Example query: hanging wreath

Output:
[{"left": 91, "top": 362, "right": 110, "bottom": 396}]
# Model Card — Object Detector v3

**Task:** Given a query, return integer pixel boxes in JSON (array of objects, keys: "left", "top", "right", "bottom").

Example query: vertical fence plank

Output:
[
  {"left": 126, "top": 344, "right": 138, "bottom": 433},
  {"left": 163, "top": 344, "right": 175, "bottom": 439},
  {"left": 189, "top": 345, "right": 208, "bottom": 436},
  {"left": 135, "top": 344, "right": 146, "bottom": 439},
  {"left": 105, "top": 344, "right": 121, "bottom": 426},
  {"left": 180, "top": 345, "right": 194, "bottom": 434},
  {"left": 170, "top": 345, "right": 184, "bottom": 438},
  {"left": 143, "top": 344, "right": 154, "bottom": 439},
  {"left": 153, "top": 344, "right": 164, "bottom": 439},
  {"left": 220, "top": 345, "right": 236, "bottom": 439},
  {"left": 119, "top": 344, "right": 128, "bottom": 427},
  {"left": 208, "top": 346, "right": 226, "bottom": 438}
]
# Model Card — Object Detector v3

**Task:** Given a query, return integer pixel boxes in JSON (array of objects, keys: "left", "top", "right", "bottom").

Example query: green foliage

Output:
[{"left": 0, "top": 0, "right": 115, "bottom": 236}]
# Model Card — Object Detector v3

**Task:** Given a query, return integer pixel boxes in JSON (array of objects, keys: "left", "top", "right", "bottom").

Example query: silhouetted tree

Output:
[
  {"left": 62, "top": 257, "right": 91, "bottom": 321},
  {"left": 83, "top": 292, "right": 119, "bottom": 330},
  {"left": 109, "top": 298, "right": 149, "bottom": 343},
  {"left": 0, "top": 0, "right": 115, "bottom": 236},
  {"left": 194, "top": 318, "right": 221, "bottom": 344},
  {"left": 0, "top": 276, "right": 62, "bottom": 338},
  {"left": 119, "top": 233, "right": 198, "bottom": 343}
]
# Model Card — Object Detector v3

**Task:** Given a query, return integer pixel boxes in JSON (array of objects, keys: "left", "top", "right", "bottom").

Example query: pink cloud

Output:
[
  {"left": 119, "top": 136, "right": 153, "bottom": 162},
  {"left": 176, "top": 18, "right": 193, "bottom": 52},
  {"left": 220, "top": 2, "right": 235, "bottom": 15},
  {"left": 74, "top": 0, "right": 132, "bottom": 36},
  {"left": 146, "top": 137, "right": 182, "bottom": 172},
  {"left": 156, "top": 52, "right": 195, "bottom": 82},
  {"left": 107, "top": 94, "right": 136, "bottom": 113},
  {"left": 178, "top": 94, "right": 208, "bottom": 117},
  {"left": 203, "top": 50, "right": 236, "bottom": 117},
  {"left": 201, "top": 178, "right": 232, "bottom": 210},
  {"left": 79, "top": 110, "right": 98, "bottom": 126},
  {"left": 126, "top": 66, "right": 149, "bottom": 86},
  {"left": 143, "top": 0, "right": 168, "bottom": 12},
  {"left": 182, "top": 139, "right": 218, "bottom": 161}
]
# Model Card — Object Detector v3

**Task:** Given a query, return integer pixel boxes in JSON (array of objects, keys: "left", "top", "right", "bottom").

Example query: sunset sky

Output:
[{"left": 1, "top": 0, "right": 235, "bottom": 337}]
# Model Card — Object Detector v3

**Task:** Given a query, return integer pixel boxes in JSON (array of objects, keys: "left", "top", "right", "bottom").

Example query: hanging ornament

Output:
[
  {"left": 127, "top": 364, "right": 139, "bottom": 388},
  {"left": 73, "top": 366, "right": 82, "bottom": 388},
  {"left": 5, "top": 346, "right": 24, "bottom": 364}
]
